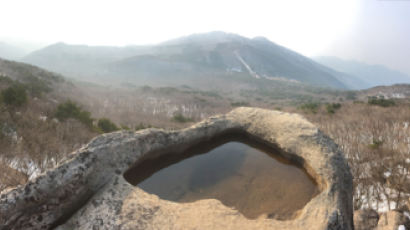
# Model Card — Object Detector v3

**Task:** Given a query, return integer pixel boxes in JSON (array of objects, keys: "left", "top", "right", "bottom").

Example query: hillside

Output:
[
  {"left": 22, "top": 43, "right": 151, "bottom": 80},
  {"left": 315, "top": 56, "right": 410, "bottom": 89},
  {"left": 0, "top": 55, "right": 345, "bottom": 191},
  {"left": 22, "top": 32, "right": 347, "bottom": 89},
  {"left": 0, "top": 58, "right": 99, "bottom": 190},
  {"left": 356, "top": 83, "right": 410, "bottom": 100},
  {"left": 1, "top": 58, "right": 409, "bottom": 215}
]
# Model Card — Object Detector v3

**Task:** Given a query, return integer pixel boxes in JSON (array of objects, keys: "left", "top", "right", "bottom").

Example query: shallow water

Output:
[{"left": 124, "top": 135, "right": 319, "bottom": 219}]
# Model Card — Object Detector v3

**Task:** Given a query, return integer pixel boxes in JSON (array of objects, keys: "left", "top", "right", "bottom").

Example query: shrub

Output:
[
  {"left": 368, "top": 139, "right": 383, "bottom": 149},
  {"left": 368, "top": 97, "right": 396, "bottom": 107},
  {"left": 172, "top": 113, "right": 193, "bottom": 123},
  {"left": 135, "top": 123, "right": 152, "bottom": 130},
  {"left": 231, "top": 101, "right": 250, "bottom": 107},
  {"left": 55, "top": 101, "right": 81, "bottom": 120},
  {"left": 22, "top": 75, "right": 51, "bottom": 97},
  {"left": 1, "top": 83, "right": 28, "bottom": 107},
  {"left": 141, "top": 85, "right": 152, "bottom": 92},
  {"left": 326, "top": 103, "right": 341, "bottom": 114},
  {"left": 120, "top": 124, "right": 131, "bottom": 130},
  {"left": 0, "top": 75, "right": 14, "bottom": 84},
  {"left": 299, "top": 102, "right": 320, "bottom": 113},
  {"left": 345, "top": 91, "right": 357, "bottom": 100},
  {"left": 353, "top": 100, "right": 364, "bottom": 104},
  {"left": 97, "top": 118, "right": 119, "bottom": 133},
  {"left": 199, "top": 91, "right": 221, "bottom": 98},
  {"left": 76, "top": 110, "right": 94, "bottom": 128},
  {"left": 55, "top": 101, "right": 93, "bottom": 127}
]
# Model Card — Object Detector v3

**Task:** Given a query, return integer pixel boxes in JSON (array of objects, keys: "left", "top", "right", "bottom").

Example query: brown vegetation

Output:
[
  {"left": 0, "top": 95, "right": 97, "bottom": 178},
  {"left": 301, "top": 101, "right": 410, "bottom": 211},
  {"left": 1, "top": 64, "right": 409, "bottom": 213}
]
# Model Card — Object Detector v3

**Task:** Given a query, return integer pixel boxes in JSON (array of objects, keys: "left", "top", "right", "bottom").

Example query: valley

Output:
[{"left": 0, "top": 32, "right": 409, "bottom": 228}]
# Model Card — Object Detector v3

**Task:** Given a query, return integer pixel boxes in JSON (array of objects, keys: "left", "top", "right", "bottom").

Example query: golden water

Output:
[{"left": 124, "top": 135, "right": 319, "bottom": 219}]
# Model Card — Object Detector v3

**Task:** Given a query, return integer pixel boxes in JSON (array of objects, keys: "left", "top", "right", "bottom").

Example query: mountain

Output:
[
  {"left": 22, "top": 32, "right": 347, "bottom": 89},
  {"left": 0, "top": 42, "right": 28, "bottom": 60},
  {"left": 0, "top": 58, "right": 99, "bottom": 188},
  {"left": 314, "top": 56, "right": 410, "bottom": 89},
  {"left": 22, "top": 43, "right": 153, "bottom": 80},
  {"left": 358, "top": 84, "right": 410, "bottom": 99},
  {"left": 0, "top": 58, "right": 66, "bottom": 89}
]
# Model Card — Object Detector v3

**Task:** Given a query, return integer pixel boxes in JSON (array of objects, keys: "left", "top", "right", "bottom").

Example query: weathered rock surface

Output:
[
  {"left": 376, "top": 211, "right": 410, "bottom": 230},
  {"left": 354, "top": 209, "right": 380, "bottom": 230},
  {"left": 0, "top": 107, "right": 353, "bottom": 230}
]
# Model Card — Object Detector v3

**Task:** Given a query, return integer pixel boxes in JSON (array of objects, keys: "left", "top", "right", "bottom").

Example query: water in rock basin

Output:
[{"left": 124, "top": 135, "right": 320, "bottom": 220}]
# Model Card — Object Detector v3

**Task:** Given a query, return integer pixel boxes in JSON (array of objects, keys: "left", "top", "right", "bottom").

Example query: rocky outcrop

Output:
[
  {"left": 0, "top": 107, "right": 353, "bottom": 230},
  {"left": 354, "top": 209, "right": 379, "bottom": 230},
  {"left": 353, "top": 209, "right": 410, "bottom": 230},
  {"left": 376, "top": 211, "right": 410, "bottom": 230}
]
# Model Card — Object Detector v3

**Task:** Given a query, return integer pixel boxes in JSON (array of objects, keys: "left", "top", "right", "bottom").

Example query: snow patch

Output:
[{"left": 234, "top": 50, "right": 260, "bottom": 79}]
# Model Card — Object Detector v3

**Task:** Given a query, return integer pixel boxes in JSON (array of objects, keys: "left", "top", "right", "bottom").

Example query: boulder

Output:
[
  {"left": 377, "top": 211, "right": 409, "bottom": 230},
  {"left": 354, "top": 209, "right": 379, "bottom": 230},
  {"left": 0, "top": 107, "right": 353, "bottom": 230}
]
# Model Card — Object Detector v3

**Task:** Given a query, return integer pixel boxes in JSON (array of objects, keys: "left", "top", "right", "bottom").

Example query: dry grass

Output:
[
  {"left": 0, "top": 93, "right": 97, "bottom": 184},
  {"left": 1, "top": 78, "right": 409, "bottom": 212},
  {"left": 300, "top": 101, "right": 410, "bottom": 210},
  {"left": 0, "top": 161, "right": 28, "bottom": 191}
]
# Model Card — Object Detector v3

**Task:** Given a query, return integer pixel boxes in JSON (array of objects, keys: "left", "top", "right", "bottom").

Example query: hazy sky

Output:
[
  {"left": 324, "top": 0, "right": 410, "bottom": 75},
  {"left": 1, "top": 0, "right": 409, "bottom": 74}
]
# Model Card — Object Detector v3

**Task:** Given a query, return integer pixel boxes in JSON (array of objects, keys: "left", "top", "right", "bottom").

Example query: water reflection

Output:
[{"left": 124, "top": 135, "right": 319, "bottom": 219}]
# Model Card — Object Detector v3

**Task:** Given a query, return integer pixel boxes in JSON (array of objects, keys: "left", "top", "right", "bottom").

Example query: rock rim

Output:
[{"left": 0, "top": 107, "right": 353, "bottom": 230}]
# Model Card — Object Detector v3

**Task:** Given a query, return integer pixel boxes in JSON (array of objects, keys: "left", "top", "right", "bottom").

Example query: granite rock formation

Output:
[
  {"left": 0, "top": 107, "right": 353, "bottom": 230},
  {"left": 354, "top": 209, "right": 380, "bottom": 230}
]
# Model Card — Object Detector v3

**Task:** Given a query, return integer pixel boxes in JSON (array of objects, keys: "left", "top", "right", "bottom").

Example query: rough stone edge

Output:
[{"left": 0, "top": 107, "right": 353, "bottom": 230}]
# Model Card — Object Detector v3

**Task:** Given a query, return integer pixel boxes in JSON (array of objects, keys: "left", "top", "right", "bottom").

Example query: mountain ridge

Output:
[
  {"left": 314, "top": 56, "right": 410, "bottom": 89},
  {"left": 22, "top": 32, "right": 347, "bottom": 89}
]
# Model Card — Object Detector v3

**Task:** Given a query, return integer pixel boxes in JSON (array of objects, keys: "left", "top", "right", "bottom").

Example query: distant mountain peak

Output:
[
  {"left": 22, "top": 31, "right": 348, "bottom": 89},
  {"left": 315, "top": 56, "right": 410, "bottom": 89},
  {"left": 44, "top": 42, "right": 68, "bottom": 49},
  {"left": 252, "top": 36, "right": 270, "bottom": 42},
  {"left": 160, "top": 31, "right": 248, "bottom": 46}
]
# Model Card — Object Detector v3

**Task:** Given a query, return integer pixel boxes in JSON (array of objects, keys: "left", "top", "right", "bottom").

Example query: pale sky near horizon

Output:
[{"left": 1, "top": 0, "right": 409, "bottom": 75}]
